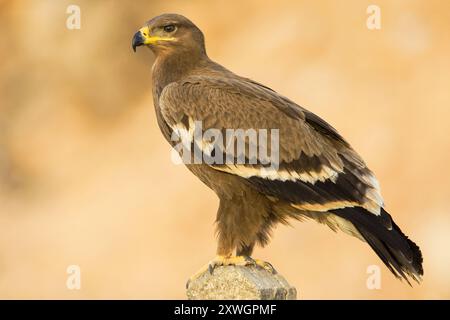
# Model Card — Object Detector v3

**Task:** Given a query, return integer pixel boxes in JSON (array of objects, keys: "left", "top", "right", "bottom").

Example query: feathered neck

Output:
[{"left": 151, "top": 48, "right": 208, "bottom": 95}]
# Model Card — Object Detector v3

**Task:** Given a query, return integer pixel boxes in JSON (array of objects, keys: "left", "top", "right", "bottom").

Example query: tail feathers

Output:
[{"left": 332, "top": 207, "right": 423, "bottom": 284}]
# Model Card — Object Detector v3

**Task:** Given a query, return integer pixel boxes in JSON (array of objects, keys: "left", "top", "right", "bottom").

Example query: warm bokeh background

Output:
[{"left": 0, "top": 0, "right": 449, "bottom": 299}]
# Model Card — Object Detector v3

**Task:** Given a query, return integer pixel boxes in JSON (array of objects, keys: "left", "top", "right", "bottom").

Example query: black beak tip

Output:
[{"left": 132, "top": 31, "right": 144, "bottom": 53}]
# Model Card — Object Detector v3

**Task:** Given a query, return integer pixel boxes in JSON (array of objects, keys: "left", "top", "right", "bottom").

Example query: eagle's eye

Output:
[{"left": 163, "top": 25, "right": 176, "bottom": 33}]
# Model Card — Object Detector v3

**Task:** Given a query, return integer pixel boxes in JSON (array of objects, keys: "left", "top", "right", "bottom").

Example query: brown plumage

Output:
[{"left": 132, "top": 14, "right": 423, "bottom": 284}]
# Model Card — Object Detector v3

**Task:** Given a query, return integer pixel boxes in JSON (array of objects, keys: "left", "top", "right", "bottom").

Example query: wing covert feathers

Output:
[{"left": 160, "top": 76, "right": 383, "bottom": 215}]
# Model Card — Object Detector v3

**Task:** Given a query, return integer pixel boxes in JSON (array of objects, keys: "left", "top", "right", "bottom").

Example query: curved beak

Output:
[
  {"left": 132, "top": 26, "right": 176, "bottom": 52},
  {"left": 132, "top": 30, "right": 145, "bottom": 52}
]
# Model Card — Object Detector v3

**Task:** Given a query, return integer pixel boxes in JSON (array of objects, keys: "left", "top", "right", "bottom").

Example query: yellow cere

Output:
[{"left": 139, "top": 26, "right": 176, "bottom": 44}]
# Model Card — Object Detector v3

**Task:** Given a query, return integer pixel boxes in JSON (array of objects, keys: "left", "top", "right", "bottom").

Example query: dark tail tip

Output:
[
  {"left": 332, "top": 207, "right": 423, "bottom": 284},
  {"left": 391, "top": 218, "right": 424, "bottom": 280}
]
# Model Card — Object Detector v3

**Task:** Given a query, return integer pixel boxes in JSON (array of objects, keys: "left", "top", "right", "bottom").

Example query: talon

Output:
[
  {"left": 186, "top": 255, "right": 232, "bottom": 287},
  {"left": 208, "top": 263, "right": 215, "bottom": 275},
  {"left": 243, "top": 255, "right": 256, "bottom": 265},
  {"left": 254, "top": 258, "right": 277, "bottom": 274}
]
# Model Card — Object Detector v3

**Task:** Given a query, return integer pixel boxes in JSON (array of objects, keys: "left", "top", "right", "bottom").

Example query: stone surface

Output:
[{"left": 186, "top": 265, "right": 297, "bottom": 300}]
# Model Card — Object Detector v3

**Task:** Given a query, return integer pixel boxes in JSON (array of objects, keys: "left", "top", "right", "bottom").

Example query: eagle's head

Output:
[{"left": 132, "top": 13, "right": 206, "bottom": 56}]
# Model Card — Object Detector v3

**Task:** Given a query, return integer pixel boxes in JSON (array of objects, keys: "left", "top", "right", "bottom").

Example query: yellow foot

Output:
[
  {"left": 186, "top": 255, "right": 276, "bottom": 288},
  {"left": 208, "top": 255, "right": 256, "bottom": 273},
  {"left": 186, "top": 255, "right": 253, "bottom": 288},
  {"left": 253, "top": 258, "right": 277, "bottom": 274}
]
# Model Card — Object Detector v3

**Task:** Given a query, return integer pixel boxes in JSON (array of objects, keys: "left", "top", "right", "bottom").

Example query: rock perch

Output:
[{"left": 186, "top": 265, "right": 297, "bottom": 300}]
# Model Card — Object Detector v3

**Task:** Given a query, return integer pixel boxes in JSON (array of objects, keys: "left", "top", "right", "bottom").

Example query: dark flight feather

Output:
[{"left": 332, "top": 207, "right": 423, "bottom": 284}]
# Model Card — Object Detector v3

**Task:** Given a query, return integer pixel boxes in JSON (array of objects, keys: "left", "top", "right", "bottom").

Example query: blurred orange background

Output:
[{"left": 0, "top": 0, "right": 449, "bottom": 299}]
